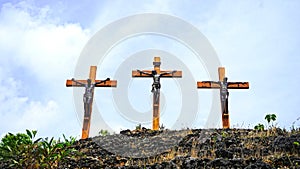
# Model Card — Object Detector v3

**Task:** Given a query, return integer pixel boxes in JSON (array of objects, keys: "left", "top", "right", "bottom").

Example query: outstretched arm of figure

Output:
[
  {"left": 71, "top": 78, "right": 85, "bottom": 86},
  {"left": 95, "top": 78, "right": 111, "bottom": 85},
  {"left": 160, "top": 70, "right": 177, "bottom": 77},
  {"left": 137, "top": 69, "right": 153, "bottom": 76}
]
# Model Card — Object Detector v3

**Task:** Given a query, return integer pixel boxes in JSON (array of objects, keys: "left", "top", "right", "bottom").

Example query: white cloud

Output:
[
  {"left": 0, "top": 69, "right": 28, "bottom": 117},
  {"left": 0, "top": 1, "right": 89, "bottom": 138},
  {"left": 0, "top": 71, "right": 59, "bottom": 136},
  {"left": 17, "top": 100, "right": 59, "bottom": 133},
  {"left": 0, "top": 2, "right": 91, "bottom": 80}
]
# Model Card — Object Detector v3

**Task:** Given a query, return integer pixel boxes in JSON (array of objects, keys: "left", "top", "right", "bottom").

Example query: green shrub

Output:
[
  {"left": 0, "top": 130, "right": 78, "bottom": 168},
  {"left": 254, "top": 123, "right": 264, "bottom": 131}
]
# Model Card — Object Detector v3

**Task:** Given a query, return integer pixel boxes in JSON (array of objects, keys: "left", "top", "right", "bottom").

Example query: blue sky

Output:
[{"left": 0, "top": 0, "right": 299, "bottom": 139}]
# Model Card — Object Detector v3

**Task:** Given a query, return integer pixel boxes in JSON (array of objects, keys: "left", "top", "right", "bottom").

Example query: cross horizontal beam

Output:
[
  {"left": 132, "top": 70, "right": 182, "bottom": 78},
  {"left": 66, "top": 80, "right": 117, "bottom": 87},
  {"left": 197, "top": 81, "right": 249, "bottom": 89}
]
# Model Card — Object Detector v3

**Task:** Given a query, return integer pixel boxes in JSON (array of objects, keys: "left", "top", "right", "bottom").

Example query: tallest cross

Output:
[{"left": 132, "top": 57, "right": 182, "bottom": 130}]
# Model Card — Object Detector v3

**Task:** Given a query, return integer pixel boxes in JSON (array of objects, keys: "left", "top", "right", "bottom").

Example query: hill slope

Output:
[{"left": 59, "top": 128, "right": 300, "bottom": 168}]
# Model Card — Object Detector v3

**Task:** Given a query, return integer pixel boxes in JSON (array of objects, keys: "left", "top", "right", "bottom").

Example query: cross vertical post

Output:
[
  {"left": 218, "top": 67, "right": 229, "bottom": 128},
  {"left": 132, "top": 57, "right": 182, "bottom": 130},
  {"left": 153, "top": 57, "right": 161, "bottom": 130},
  {"left": 197, "top": 67, "right": 249, "bottom": 128},
  {"left": 66, "top": 66, "right": 117, "bottom": 139}
]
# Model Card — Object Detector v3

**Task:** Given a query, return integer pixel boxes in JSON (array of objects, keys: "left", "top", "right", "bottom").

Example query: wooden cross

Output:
[
  {"left": 132, "top": 57, "right": 182, "bottom": 130},
  {"left": 66, "top": 66, "right": 117, "bottom": 139},
  {"left": 197, "top": 67, "right": 249, "bottom": 128}
]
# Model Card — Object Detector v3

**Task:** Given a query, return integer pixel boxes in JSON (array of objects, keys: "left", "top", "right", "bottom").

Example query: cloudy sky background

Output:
[{"left": 0, "top": 0, "right": 299, "bottom": 139}]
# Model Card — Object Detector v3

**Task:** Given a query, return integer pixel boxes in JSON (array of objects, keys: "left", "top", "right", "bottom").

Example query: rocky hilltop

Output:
[{"left": 59, "top": 128, "right": 300, "bottom": 169}]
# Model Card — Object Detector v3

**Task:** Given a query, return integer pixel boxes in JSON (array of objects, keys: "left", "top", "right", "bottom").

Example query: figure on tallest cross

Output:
[
  {"left": 132, "top": 57, "right": 182, "bottom": 130},
  {"left": 137, "top": 70, "right": 177, "bottom": 102}
]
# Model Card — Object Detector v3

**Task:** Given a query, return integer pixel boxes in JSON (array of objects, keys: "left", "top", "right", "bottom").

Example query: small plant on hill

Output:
[
  {"left": 99, "top": 129, "right": 110, "bottom": 136},
  {"left": 265, "top": 113, "right": 277, "bottom": 128},
  {"left": 135, "top": 124, "right": 142, "bottom": 130},
  {"left": 254, "top": 123, "right": 265, "bottom": 131}
]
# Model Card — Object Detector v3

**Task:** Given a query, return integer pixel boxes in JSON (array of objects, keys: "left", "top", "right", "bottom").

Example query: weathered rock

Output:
[
  {"left": 272, "top": 134, "right": 300, "bottom": 154},
  {"left": 209, "top": 158, "right": 230, "bottom": 167},
  {"left": 244, "top": 160, "right": 272, "bottom": 169},
  {"left": 215, "top": 149, "right": 234, "bottom": 158}
]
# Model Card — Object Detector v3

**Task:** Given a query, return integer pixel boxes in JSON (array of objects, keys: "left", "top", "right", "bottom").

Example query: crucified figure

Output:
[
  {"left": 71, "top": 78, "right": 110, "bottom": 117},
  {"left": 137, "top": 70, "right": 177, "bottom": 103},
  {"left": 220, "top": 77, "right": 229, "bottom": 114}
]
